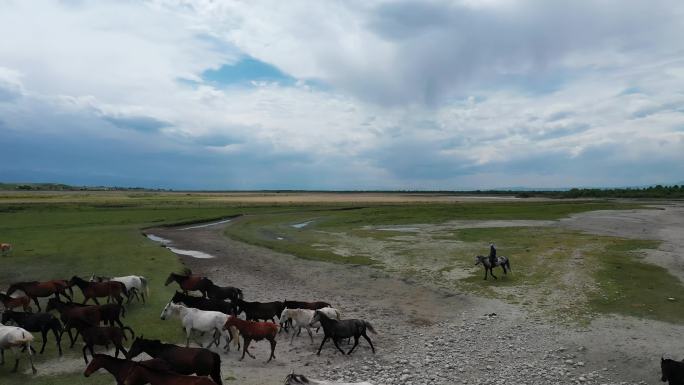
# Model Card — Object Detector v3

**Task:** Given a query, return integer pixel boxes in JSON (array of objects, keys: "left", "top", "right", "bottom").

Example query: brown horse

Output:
[
  {"left": 127, "top": 336, "right": 223, "bottom": 385},
  {"left": 0, "top": 292, "right": 33, "bottom": 312},
  {"left": 164, "top": 271, "right": 213, "bottom": 298},
  {"left": 46, "top": 298, "right": 100, "bottom": 347},
  {"left": 223, "top": 315, "right": 278, "bottom": 362},
  {"left": 79, "top": 325, "right": 133, "bottom": 364},
  {"left": 7, "top": 281, "right": 72, "bottom": 311},
  {"left": 70, "top": 276, "right": 126, "bottom": 305},
  {"left": 83, "top": 353, "right": 172, "bottom": 385},
  {"left": 123, "top": 362, "right": 217, "bottom": 385}
]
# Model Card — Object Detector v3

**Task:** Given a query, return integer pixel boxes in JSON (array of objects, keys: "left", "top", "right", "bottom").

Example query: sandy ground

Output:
[{"left": 136, "top": 203, "right": 684, "bottom": 385}]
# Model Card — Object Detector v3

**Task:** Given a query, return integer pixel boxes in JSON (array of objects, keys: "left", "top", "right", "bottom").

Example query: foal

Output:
[
  {"left": 311, "top": 311, "right": 376, "bottom": 356},
  {"left": 2, "top": 310, "right": 63, "bottom": 355},
  {"left": 223, "top": 315, "right": 278, "bottom": 362}
]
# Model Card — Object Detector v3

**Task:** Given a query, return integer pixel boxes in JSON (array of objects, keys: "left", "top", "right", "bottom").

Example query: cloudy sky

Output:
[{"left": 1, "top": 0, "right": 683, "bottom": 190}]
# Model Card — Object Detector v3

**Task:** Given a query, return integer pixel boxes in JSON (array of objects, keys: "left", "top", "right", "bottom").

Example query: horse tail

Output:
[
  {"left": 364, "top": 321, "right": 377, "bottom": 334},
  {"left": 140, "top": 276, "right": 150, "bottom": 298},
  {"left": 210, "top": 351, "right": 223, "bottom": 385},
  {"left": 122, "top": 326, "right": 135, "bottom": 341}
]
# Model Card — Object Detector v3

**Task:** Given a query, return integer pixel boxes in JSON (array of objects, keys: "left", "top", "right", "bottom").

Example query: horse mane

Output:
[
  {"left": 180, "top": 267, "right": 193, "bottom": 277},
  {"left": 285, "top": 373, "right": 310, "bottom": 384}
]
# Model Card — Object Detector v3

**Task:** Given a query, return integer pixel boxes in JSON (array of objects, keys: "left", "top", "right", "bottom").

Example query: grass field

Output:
[{"left": 0, "top": 192, "right": 679, "bottom": 383}]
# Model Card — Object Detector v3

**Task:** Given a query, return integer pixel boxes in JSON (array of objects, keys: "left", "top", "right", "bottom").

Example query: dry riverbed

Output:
[{"left": 142, "top": 202, "right": 684, "bottom": 385}]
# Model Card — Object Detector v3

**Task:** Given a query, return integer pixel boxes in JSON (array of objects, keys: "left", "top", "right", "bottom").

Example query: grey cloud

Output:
[{"left": 103, "top": 115, "right": 170, "bottom": 132}]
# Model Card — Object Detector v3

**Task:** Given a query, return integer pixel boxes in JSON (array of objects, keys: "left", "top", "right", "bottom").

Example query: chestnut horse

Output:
[
  {"left": 70, "top": 276, "right": 126, "bottom": 305},
  {"left": 0, "top": 292, "right": 32, "bottom": 312},
  {"left": 223, "top": 315, "right": 278, "bottom": 362},
  {"left": 46, "top": 298, "right": 100, "bottom": 347},
  {"left": 123, "top": 362, "right": 217, "bottom": 385},
  {"left": 164, "top": 271, "right": 213, "bottom": 298},
  {"left": 7, "top": 281, "right": 72, "bottom": 311}
]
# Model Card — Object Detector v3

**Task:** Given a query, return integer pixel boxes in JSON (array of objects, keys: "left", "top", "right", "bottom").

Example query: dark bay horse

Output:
[
  {"left": 79, "top": 325, "right": 134, "bottom": 364},
  {"left": 283, "top": 300, "right": 331, "bottom": 310},
  {"left": 206, "top": 283, "right": 243, "bottom": 303},
  {"left": 127, "top": 337, "right": 223, "bottom": 385},
  {"left": 662, "top": 356, "right": 684, "bottom": 385},
  {"left": 474, "top": 255, "right": 512, "bottom": 280},
  {"left": 165, "top": 271, "right": 213, "bottom": 298},
  {"left": 311, "top": 310, "right": 376, "bottom": 356},
  {"left": 46, "top": 298, "right": 100, "bottom": 347},
  {"left": 122, "top": 361, "right": 217, "bottom": 385},
  {"left": 223, "top": 316, "right": 278, "bottom": 362},
  {"left": 83, "top": 354, "right": 172, "bottom": 385},
  {"left": 171, "top": 291, "right": 237, "bottom": 315},
  {"left": 70, "top": 276, "right": 127, "bottom": 305},
  {"left": 235, "top": 299, "right": 284, "bottom": 323},
  {"left": 7, "top": 280, "right": 73, "bottom": 311},
  {"left": 2, "top": 310, "right": 63, "bottom": 355}
]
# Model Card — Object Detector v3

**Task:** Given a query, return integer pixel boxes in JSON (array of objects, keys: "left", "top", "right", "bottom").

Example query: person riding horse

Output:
[{"left": 488, "top": 243, "right": 497, "bottom": 268}]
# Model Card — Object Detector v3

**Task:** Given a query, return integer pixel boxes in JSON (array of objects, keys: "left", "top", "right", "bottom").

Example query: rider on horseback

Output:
[{"left": 488, "top": 243, "right": 497, "bottom": 267}]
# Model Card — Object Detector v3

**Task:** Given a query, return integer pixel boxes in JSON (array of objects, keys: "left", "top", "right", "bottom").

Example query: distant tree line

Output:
[{"left": 551, "top": 185, "right": 684, "bottom": 199}]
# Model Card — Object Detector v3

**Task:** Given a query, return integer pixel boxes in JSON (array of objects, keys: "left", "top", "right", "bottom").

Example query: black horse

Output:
[
  {"left": 206, "top": 283, "right": 243, "bottom": 303},
  {"left": 474, "top": 254, "right": 511, "bottom": 280},
  {"left": 662, "top": 356, "right": 684, "bottom": 385},
  {"left": 1, "top": 310, "right": 64, "bottom": 355},
  {"left": 127, "top": 336, "right": 223, "bottom": 385},
  {"left": 310, "top": 310, "right": 376, "bottom": 356},
  {"left": 170, "top": 291, "right": 237, "bottom": 315},
  {"left": 235, "top": 299, "right": 284, "bottom": 323}
]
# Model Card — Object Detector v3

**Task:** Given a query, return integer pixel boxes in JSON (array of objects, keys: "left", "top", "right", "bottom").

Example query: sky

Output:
[{"left": 1, "top": 0, "right": 683, "bottom": 190}]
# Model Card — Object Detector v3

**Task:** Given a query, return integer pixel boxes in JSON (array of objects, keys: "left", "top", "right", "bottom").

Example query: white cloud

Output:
[{"left": 0, "top": 0, "right": 683, "bottom": 189}]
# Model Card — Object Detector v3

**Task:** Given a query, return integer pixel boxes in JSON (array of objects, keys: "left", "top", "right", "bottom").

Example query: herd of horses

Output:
[{"left": 0, "top": 269, "right": 378, "bottom": 385}]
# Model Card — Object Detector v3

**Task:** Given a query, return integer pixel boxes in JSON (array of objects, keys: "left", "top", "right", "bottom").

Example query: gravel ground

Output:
[{"left": 146, "top": 203, "right": 684, "bottom": 385}]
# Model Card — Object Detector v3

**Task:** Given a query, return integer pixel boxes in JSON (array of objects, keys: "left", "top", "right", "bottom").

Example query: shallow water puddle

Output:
[
  {"left": 179, "top": 218, "right": 232, "bottom": 230},
  {"left": 291, "top": 220, "right": 314, "bottom": 229},
  {"left": 145, "top": 233, "right": 216, "bottom": 259}
]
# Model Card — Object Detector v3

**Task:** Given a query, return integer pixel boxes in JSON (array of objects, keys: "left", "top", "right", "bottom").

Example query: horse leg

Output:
[
  {"left": 361, "top": 332, "right": 375, "bottom": 353},
  {"left": 0, "top": 347, "right": 4, "bottom": 365},
  {"left": 39, "top": 329, "right": 49, "bottom": 354},
  {"left": 316, "top": 336, "right": 328, "bottom": 355},
  {"left": 290, "top": 327, "right": 297, "bottom": 345},
  {"left": 347, "top": 336, "right": 360, "bottom": 355},
  {"left": 483, "top": 268, "right": 488, "bottom": 280},
  {"left": 82, "top": 344, "right": 90, "bottom": 364},
  {"left": 26, "top": 344, "right": 36, "bottom": 374},
  {"left": 267, "top": 338, "right": 276, "bottom": 363},
  {"left": 490, "top": 269, "right": 498, "bottom": 280},
  {"left": 32, "top": 297, "right": 41, "bottom": 312},
  {"left": 11, "top": 347, "right": 20, "bottom": 372},
  {"left": 306, "top": 327, "right": 314, "bottom": 344},
  {"left": 240, "top": 338, "right": 253, "bottom": 360},
  {"left": 332, "top": 338, "right": 346, "bottom": 355},
  {"left": 185, "top": 327, "right": 192, "bottom": 347},
  {"left": 52, "top": 324, "right": 63, "bottom": 356},
  {"left": 93, "top": 297, "right": 100, "bottom": 305},
  {"left": 117, "top": 343, "right": 128, "bottom": 358}
]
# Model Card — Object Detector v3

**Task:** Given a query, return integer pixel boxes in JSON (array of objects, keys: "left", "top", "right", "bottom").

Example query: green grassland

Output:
[{"left": 0, "top": 193, "right": 679, "bottom": 383}]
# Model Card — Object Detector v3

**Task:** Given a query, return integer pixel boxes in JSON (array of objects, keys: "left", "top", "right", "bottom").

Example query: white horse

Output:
[
  {"left": 90, "top": 274, "right": 149, "bottom": 303},
  {"left": 280, "top": 307, "right": 341, "bottom": 344},
  {"left": 285, "top": 372, "right": 373, "bottom": 385},
  {"left": 0, "top": 323, "right": 36, "bottom": 374},
  {"left": 0, "top": 243, "right": 12, "bottom": 256},
  {"left": 160, "top": 302, "right": 231, "bottom": 350}
]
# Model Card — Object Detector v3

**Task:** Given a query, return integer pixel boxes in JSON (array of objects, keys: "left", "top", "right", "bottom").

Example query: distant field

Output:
[{"left": 0, "top": 191, "right": 680, "bottom": 382}]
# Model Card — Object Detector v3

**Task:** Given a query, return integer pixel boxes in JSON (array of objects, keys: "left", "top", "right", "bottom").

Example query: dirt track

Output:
[{"left": 146, "top": 202, "right": 684, "bottom": 385}]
